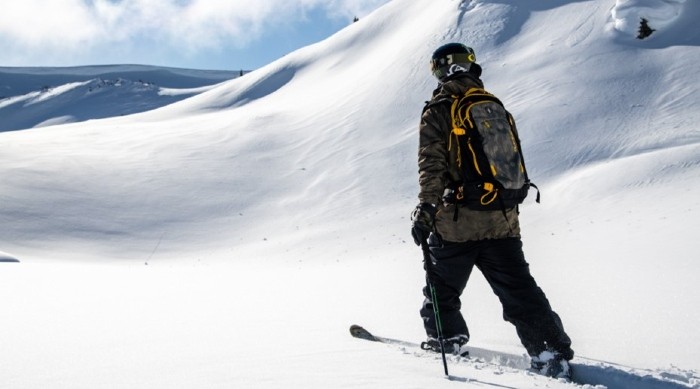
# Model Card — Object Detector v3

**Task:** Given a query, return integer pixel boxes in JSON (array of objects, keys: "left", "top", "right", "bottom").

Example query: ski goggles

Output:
[{"left": 430, "top": 51, "right": 476, "bottom": 80}]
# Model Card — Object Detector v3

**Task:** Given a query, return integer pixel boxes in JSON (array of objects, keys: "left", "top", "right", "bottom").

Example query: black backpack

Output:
[{"left": 434, "top": 87, "right": 538, "bottom": 211}]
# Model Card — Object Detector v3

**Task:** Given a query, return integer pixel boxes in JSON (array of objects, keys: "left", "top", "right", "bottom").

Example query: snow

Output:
[
  {"left": 0, "top": 65, "right": 237, "bottom": 132},
  {"left": 612, "top": 0, "right": 687, "bottom": 36},
  {"left": 1, "top": 0, "right": 699, "bottom": 388}
]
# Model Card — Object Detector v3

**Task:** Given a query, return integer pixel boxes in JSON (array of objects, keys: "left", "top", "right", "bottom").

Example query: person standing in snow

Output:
[{"left": 411, "top": 42, "right": 574, "bottom": 379}]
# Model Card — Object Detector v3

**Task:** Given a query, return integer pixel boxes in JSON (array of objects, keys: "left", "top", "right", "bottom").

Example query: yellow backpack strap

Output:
[
  {"left": 447, "top": 88, "right": 495, "bottom": 168},
  {"left": 448, "top": 95, "right": 467, "bottom": 167},
  {"left": 450, "top": 94, "right": 463, "bottom": 129},
  {"left": 464, "top": 87, "right": 485, "bottom": 96}
]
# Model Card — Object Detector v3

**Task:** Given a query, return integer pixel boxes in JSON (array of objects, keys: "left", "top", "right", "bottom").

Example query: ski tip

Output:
[
  {"left": 349, "top": 324, "right": 378, "bottom": 341},
  {"left": 349, "top": 324, "right": 363, "bottom": 331},
  {"left": 0, "top": 251, "right": 20, "bottom": 263},
  {"left": 349, "top": 324, "right": 367, "bottom": 336}
]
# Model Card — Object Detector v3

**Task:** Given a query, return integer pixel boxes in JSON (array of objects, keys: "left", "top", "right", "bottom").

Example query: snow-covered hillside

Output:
[
  {"left": 0, "top": 65, "right": 238, "bottom": 131},
  {"left": 1, "top": 0, "right": 699, "bottom": 388}
]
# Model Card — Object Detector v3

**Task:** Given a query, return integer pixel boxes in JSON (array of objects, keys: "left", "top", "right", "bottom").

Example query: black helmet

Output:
[{"left": 430, "top": 43, "right": 477, "bottom": 81}]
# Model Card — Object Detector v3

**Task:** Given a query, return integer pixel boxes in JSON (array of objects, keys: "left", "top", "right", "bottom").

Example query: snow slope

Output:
[
  {"left": 0, "top": 65, "right": 238, "bottom": 131},
  {"left": 1, "top": 0, "right": 699, "bottom": 388}
]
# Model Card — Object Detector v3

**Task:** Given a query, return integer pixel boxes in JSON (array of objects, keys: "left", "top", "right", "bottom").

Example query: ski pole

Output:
[{"left": 421, "top": 238, "right": 449, "bottom": 377}]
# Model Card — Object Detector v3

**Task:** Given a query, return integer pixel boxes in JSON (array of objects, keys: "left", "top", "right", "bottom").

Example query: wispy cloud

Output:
[{"left": 0, "top": 0, "right": 389, "bottom": 64}]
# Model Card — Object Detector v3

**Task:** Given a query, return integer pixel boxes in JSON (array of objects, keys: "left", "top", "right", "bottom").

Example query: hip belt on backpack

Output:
[{"left": 442, "top": 181, "right": 536, "bottom": 212}]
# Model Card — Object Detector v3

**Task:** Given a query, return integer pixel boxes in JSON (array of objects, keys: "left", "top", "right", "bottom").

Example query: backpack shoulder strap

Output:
[{"left": 460, "top": 87, "right": 505, "bottom": 108}]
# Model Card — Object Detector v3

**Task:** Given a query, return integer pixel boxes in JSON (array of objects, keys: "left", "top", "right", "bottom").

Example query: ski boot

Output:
[
  {"left": 420, "top": 334, "right": 469, "bottom": 357},
  {"left": 530, "top": 349, "right": 572, "bottom": 381}
]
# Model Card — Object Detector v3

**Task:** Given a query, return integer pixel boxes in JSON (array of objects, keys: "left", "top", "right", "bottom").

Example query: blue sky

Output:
[{"left": 0, "top": 0, "right": 390, "bottom": 71}]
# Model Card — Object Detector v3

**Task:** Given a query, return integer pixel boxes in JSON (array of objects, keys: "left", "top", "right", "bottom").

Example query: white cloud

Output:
[
  {"left": 0, "top": 0, "right": 101, "bottom": 48},
  {"left": 0, "top": 0, "right": 390, "bottom": 62}
]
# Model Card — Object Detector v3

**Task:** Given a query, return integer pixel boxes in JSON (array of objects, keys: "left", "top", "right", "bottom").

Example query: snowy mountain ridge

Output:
[
  {"left": 1, "top": 1, "right": 699, "bottom": 388},
  {"left": 0, "top": 65, "right": 237, "bottom": 131}
]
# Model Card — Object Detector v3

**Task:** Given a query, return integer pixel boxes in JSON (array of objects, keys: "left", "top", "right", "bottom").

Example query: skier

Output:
[{"left": 411, "top": 43, "right": 574, "bottom": 379}]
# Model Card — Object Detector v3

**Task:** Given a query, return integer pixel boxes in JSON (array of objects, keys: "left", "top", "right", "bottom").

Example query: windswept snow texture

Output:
[
  {"left": 1, "top": 0, "right": 700, "bottom": 388},
  {"left": 0, "top": 65, "right": 238, "bottom": 132}
]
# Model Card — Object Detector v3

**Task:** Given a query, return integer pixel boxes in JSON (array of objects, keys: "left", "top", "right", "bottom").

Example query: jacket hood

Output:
[{"left": 432, "top": 73, "right": 484, "bottom": 100}]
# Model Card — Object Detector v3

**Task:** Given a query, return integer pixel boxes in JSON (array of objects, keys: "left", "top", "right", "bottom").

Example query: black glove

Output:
[{"left": 411, "top": 203, "right": 437, "bottom": 246}]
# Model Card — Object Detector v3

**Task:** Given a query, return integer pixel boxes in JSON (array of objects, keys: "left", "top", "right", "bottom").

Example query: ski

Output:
[
  {"left": 349, "top": 324, "right": 575, "bottom": 383},
  {"left": 349, "top": 324, "right": 415, "bottom": 347}
]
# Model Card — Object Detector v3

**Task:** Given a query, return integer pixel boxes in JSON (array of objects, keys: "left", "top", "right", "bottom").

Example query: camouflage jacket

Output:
[{"left": 417, "top": 75, "right": 520, "bottom": 242}]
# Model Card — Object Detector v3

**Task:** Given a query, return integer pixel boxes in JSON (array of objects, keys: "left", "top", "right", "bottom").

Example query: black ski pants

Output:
[{"left": 420, "top": 236, "right": 573, "bottom": 360}]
